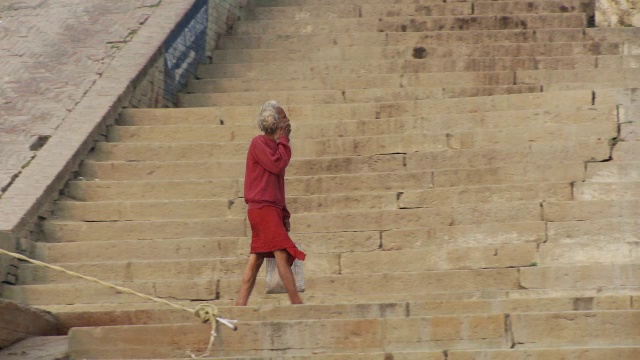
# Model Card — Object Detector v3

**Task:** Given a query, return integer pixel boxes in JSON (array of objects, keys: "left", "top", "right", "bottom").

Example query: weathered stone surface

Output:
[
  {"left": 0, "top": 300, "right": 58, "bottom": 349},
  {"left": 0, "top": 336, "right": 68, "bottom": 360},
  {"left": 511, "top": 310, "right": 640, "bottom": 348}
]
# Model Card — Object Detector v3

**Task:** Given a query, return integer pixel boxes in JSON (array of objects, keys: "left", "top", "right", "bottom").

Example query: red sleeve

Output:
[{"left": 252, "top": 136, "right": 291, "bottom": 175}]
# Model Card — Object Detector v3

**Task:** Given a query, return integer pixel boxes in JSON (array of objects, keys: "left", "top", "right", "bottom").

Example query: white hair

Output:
[{"left": 257, "top": 100, "right": 280, "bottom": 134}]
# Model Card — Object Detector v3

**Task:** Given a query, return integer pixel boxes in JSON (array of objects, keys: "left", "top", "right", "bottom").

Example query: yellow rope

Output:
[{"left": 0, "top": 248, "right": 238, "bottom": 357}]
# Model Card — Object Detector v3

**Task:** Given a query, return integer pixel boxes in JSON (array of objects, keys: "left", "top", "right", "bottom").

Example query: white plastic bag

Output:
[{"left": 265, "top": 245, "right": 305, "bottom": 294}]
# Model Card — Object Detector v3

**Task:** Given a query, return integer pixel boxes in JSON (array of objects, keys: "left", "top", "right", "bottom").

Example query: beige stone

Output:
[
  {"left": 547, "top": 218, "right": 640, "bottom": 243},
  {"left": 574, "top": 181, "right": 640, "bottom": 200},
  {"left": 384, "top": 314, "right": 507, "bottom": 351},
  {"left": 0, "top": 300, "right": 58, "bottom": 349},
  {"left": 520, "top": 264, "right": 639, "bottom": 289},
  {"left": 399, "top": 183, "right": 571, "bottom": 209},
  {"left": 449, "top": 347, "right": 640, "bottom": 360},
  {"left": 433, "top": 162, "right": 585, "bottom": 188},
  {"left": 408, "top": 140, "right": 610, "bottom": 171},
  {"left": 42, "top": 218, "right": 245, "bottom": 242},
  {"left": 538, "top": 242, "right": 637, "bottom": 265},
  {"left": 65, "top": 179, "right": 240, "bottom": 202},
  {"left": 381, "top": 221, "right": 546, "bottom": 251},
  {"left": 544, "top": 199, "right": 640, "bottom": 222},
  {"left": 210, "top": 43, "right": 616, "bottom": 65},
  {"left": 341, "top": 243, "right": 536, "bottom": 274},
  {"left": 511, "top": 310, "right": 640, "bottom": 347},
  {"left": 585, "top": 161, "right": 640, "bottom": 182}
]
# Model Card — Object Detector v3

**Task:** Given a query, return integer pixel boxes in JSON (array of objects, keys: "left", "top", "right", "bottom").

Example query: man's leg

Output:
[
  {"left": 274, "top": 250, "right": 303, "bottom": 304},
  {"left": 235, "top": 253, "right": 264, "bottom": 306}
]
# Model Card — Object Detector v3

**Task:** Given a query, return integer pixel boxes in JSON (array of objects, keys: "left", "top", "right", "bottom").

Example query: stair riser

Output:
[
  {"left": 217, "top": 28, "right": 615, "bottom": 50},
  {"left": 66, "top": 311, "right": 639, "bottom": 358},
  {"left": 188, "top": 71, "right": 516, "bottom": 93},
  {"left": 177, "top": 86, "right": 541, "bottom": 107},
  {"left": 210, "top": 43, "right": 619, "bottom": 64},
  {"left": 243, "top": 1, "right": 592, "bottom": 21},
  {"left": 118, "top": 105, "right": 614, "bottom": 127},
  {"left": 120, "top": 90, "right": 602, "bottom": 125},
  {"left": 234, "top": 14, "right": 586, "bottom": 35},
  {"left": 199, "top": 56, "right": 601, "bottom": 79},
  {"left": 548, "top": 219, "right": 640, "bottom": 243},
  {"left": 65, "top": 179, "right": 240, "bottom": 202},
  {"left": 34, "top": 232, "right": 379, "bottom": 263}
]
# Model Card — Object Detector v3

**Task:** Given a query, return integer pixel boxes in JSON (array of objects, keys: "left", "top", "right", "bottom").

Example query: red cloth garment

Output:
[
  {"left": 244, "top": 135, "right": 291, "bottom": 218},
  {"left": 248, "top": 206, "right": 306, "bottom": 264},
  {"left": 244, "top": 134, "right": 305, "bottom": 263}
]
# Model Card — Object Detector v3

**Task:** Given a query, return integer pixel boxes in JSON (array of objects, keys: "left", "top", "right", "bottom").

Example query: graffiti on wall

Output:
[{"left": 163, "top": 0, "right": 208, "bottom": 103}]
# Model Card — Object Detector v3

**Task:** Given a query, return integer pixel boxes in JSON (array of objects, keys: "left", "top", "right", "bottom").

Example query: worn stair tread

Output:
[
  {"left": 41, "top": 295, "right": 636, "bottom": 333},
  {"left": 209, "top": 42, "right": 620, "bottom": 64},
  {"left": 245, "top": 0, "right": 593, "bottom": 21},
  {"left": 177, "top": 85, "right": 544, "bottom": 107},
  {"left": 234, "top": 13, "right": 587, "bottom": 35},
  {"left": 65, "top": 310, "right": 640, "bottom": 358},
  {"left": 117, "top": 104, "right": 615, "bottom": 127},
  {"left": 198, "top": 55, "right": 612, "bottom": 79},
  {"left": 7, "top": 264, "right": 637, "bottom": 305},
  {"left": 217, "top": 27, "right": 637, "bottom": 50},
  {"left": 93, "top": 136, "right": 614, "bottom": 162}
]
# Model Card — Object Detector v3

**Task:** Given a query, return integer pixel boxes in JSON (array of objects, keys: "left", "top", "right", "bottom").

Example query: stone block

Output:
[
  {"left": 511, "top": 310, "right": 640, "bottom": 348},
  {"left": 0, "top": 300, "right": 58, "bottom": 349}
]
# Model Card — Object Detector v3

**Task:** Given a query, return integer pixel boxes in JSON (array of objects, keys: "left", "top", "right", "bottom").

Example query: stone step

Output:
[
  {"left": 547, "top": 219, "right": 640, "bottom": 243},
  {"left": 38, "top": 287, "right": 639, "bottom": 313},
  {"left": 615, "top": 141, "right": 640, "bottom": 161},
  {"left": 432, "top": 162, "right": 586, "bottom": 187},
  {"left": 243, "top": 0, "right": 592, "bottom": 21},
  {"left": 250, "top": 0, "right": 582, "bottom": 7},
  {"left": 586, "top": 161, "right": 640, "bottom": 182},
  {"left": 188, "top": 71, "right": 517, "bottom": 93},
  {"left": 42, "top": 218, "right": 246, "bottom": 242},
  {"left": 8, "top": 264, "right": 637, "bottom": 306},
  {"left": 94, "top": 129, "right": 614, "bottom": 162},
  {"left": 0, "top": 336, "right": 69, "bottom": 360},
  {"left": 46, "top": 202, "right": 545, "bottom": 239},
  {"left": 46, "top": 294, "right": 634, "bottom": 331},
  {"left": 119, "top": 348, "right": 640, "bottom": 360},
  {"left": 210, "top": 42, "right": 619, "bottom": 64},
  {"left": 17, "top": 243, "right": 546, "bottom": 284},
  {"left": 538, "top": 241, "right": 639, "bottom": 265},
  {"left": 79, "top": 153, "right": 407, "bottom": 181},
  {"left": 190, "top": 69, "right": 638, "bottom": 94},
  {"left": 198, "top": 56, "right": 604, "bottom": 79},
  {"left": 115, "top": 105, "right": 615, "bottom": 132},
  {"left": 574, "top": 182, "right": 640, "bottom": 200},
  {"left": 34, "top": 220, "right": 548, "bottom": 264},
  {"left": 543, "top": 199, "right": 640, "bottom": 222},
  {"left": 117, "top": 89, "right": 605, "bottom": 124},
  {"left": 404, "top": 140, "right": 611, "bottom": 171},
  {"left": 217, "top": 28, "right": 633, "bottom": 50},
  {"left": 177, "top": 85, "right": 543, "bottom": 107},
  {"left": 65, "top": 310, "right": 640, "bottom": 358},
  {"left": 233, "top": 14, "right": 586, "bottom": 35},
  {"left": 244, "top": 3, "right": 472, "bottom": 20},
  {"left": 65, "top": 178, "right": 241, "bottom": 202},
  {"left": 54, "top": 190, "right": 404, "bottom": 220},
  {"left": 4, "top": 279, "right": 218, "bottom": 306},
  {"left": 516, "top": 68, "right": 640, "bottom": 85}
]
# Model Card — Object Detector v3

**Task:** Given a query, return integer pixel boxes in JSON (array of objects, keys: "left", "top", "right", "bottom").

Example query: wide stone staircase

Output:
[{"left": 4, "top": 0, "right": 640, "bottom": 358}]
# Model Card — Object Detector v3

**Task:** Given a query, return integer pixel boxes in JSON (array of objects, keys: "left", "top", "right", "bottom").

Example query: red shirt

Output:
[{"left": 244, "top": 135, "right": 291, "bottom": 218}]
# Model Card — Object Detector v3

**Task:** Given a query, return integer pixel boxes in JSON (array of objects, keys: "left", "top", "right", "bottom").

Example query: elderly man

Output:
[{"left": 235, "top": 101, "right": 305, "bottom": 306}]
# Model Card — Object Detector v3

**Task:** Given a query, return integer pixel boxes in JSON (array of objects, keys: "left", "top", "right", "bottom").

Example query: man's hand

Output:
[{"left": 283, "top": 218, "right": 291, "bottom": 232}]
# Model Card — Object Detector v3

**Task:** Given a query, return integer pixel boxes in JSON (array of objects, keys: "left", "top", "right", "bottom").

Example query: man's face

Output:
[{"left": 276, "top": 107, "right": 288, "bottom": 123}]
